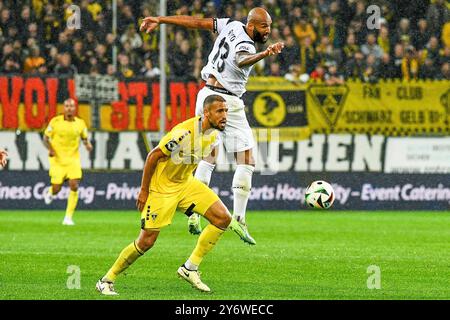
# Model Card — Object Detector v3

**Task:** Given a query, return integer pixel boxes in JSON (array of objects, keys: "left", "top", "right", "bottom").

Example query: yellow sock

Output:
[
  {"left": 65, "top": 190, "right": 78, "bottom": 219},
  {"left": 188, "top": 224, "right": 225, "bottom": 267},
  {"left": 104, "top": 241, "right": 144, "bottom": 282}
]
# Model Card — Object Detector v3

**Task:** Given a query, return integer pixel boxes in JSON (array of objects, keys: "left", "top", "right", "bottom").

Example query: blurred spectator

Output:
[
  {"left": 345, "top": 51, "right": 365, "bottom": 80},
  {"left": 439, "top": 46, "right": 450, "bottom": 66},
  {"left": 321, "top": 15, "right": 336, "bottom": 48},
  {"left": 298, "top": 36, "right": 316, "bottom": 75},
  {"left": 169, "top": 39, "right": 194, "bottom": 80},
  {"left": 279, "top": 35, "right": 300, "bottom": 75},
  {"left": 394, "top": 18, "right": 413, "bottom": 46},
  {"left": 23, "top": 46, "right": 45, "bottom": 73},
  {"left": 392, "top": 43, "right": 405, "bottom": 78},
  {"left": 342, "top": 33, "right": 359, "bottom": 63},
  {"left": 46, "top": 46, "right": 59, "bottom": 73},
  {"left": 95, "top": 44, "right": 110, "bottom": 74},
  {"left": 377, "top": 26, "right": 391, "bottom": 56},
  {"left": 1, "top": 54, "right": 21, "bottom": 73},
  {"left": 419, "top": 58, "right": 438, "bottom": 79},
  {"left": 324, "top": 62, "right": 344, "bottom": 85},
  {"left": 54, "top": 52, "right": 77, "bottom": 76},
  {"left": 401, "top": 46, "right": 419, "bottom": 80},
  {"left": 0, "top": 8, "right": 13, "bottom": 34},
  {"left": 56, "top": 32, "right": 71, "bottom": 54},
  {"left": 72, "top": 40, "right": 88, "bottom": 74},
  {"left": 361, "top": 33, "right": 383, "bottom": 60},
  {"left": 117, "top": 53, "right": 135, "bottom": 78},
  {"left": 426, "top": 0, "right": 449, "bottom": 37},
  {"left": 293, "top": 14, "right": 317, "bottom": 44},
  {"left": 269, "top": 62, "right": 281, "bottom": 77},
  {"left": 421, "top": 37, "right": 441, "bottom": 64},
  {"left": 120, "top": 24, "right": 142, "bottom": 50},
  {"left": 316, "top": 35, "right": 338, "bottom": 66},
  {"left": 437, "top": 62, "right": 450, "bottom": 80},
  {"left": 140, "top": 58, "right": 160, "bottom": 79},
  {"left": 42, "top": 3, "right": 60, "bottom": 44},
  {"left": 0, "top": 1, "right": 447, "bottom": 80},
  {"left": 362, "top": 54, "right": 379, "bottom": 83},
  {"left": 413, "top": 19, "right": 431, "bottom": 51},
  {"left": 106, "top": 64, "right": 117, "bottom": 77},
  {"left": 310, "top": 64, "right": 326, "bottom": 81},
  {"left": 378, "top": 53, "right": 397, "bottom": 79}
]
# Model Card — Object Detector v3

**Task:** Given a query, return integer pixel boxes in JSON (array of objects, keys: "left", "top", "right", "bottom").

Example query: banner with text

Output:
[
  {"left": 0, "top": 171, "right": 448, "bottom": 210},
  {"left": 0, "top": 75, "right": 310, "bottom": 139},
  {"left": 306, "top": 80, "right": 450, "bottom": 135}
]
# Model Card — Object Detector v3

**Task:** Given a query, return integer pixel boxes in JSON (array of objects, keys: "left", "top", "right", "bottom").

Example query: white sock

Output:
[
  {"left": 184, "top": 259, "right": 198, "bottom": 271},
  {"left": 232, "top": 164, "right": 254, "bottom": 223},
  {"left": 194, "top": 160, "right": 215, "bottom": 186}
]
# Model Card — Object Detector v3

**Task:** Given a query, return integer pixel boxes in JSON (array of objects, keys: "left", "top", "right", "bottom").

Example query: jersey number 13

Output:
[{"left": 212, "top": 37, "right": 230, "bottom": 73}]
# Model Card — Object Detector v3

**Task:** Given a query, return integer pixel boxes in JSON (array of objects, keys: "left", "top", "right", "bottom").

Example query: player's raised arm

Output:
[
  {"left": 235, "top": 42, "right": 284, "bottom": 68},
  {"left": 136, "top": 147, "right": 168, "bottom": 211},
  {"left": 140, "top": 15, "right": 214, "bottom": 34}
]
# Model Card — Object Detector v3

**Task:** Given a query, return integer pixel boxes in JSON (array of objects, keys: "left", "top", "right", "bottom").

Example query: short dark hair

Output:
[{"left": 203, "top": 94, "right": 226, "bottom": 110}]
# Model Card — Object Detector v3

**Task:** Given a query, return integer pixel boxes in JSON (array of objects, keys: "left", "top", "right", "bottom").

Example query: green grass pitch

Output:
[{"left": 0, "top": 210, "right": 449, "bottom": 300}]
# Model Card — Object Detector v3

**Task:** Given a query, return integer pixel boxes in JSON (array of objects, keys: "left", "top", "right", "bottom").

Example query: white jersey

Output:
[{"left": 201, "top": 18, "right": 256, "bottom": 97}]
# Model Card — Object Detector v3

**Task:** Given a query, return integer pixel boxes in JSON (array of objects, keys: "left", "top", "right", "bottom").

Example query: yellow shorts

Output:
[
  {"left": 49, "top": 159, "right": 82, "bottom": 185},
  {"left": 140, "top": 178, "right": 220, "bottom": 229}
]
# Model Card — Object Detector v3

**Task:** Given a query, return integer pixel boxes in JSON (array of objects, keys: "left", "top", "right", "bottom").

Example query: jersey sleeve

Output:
[
  {"left": 79, "top": 120, "right": 88, "bottom": 139},
  {"left": 213, "top": 18, "right": 231, "bottom": 34},
  {"left": 158, "top": 128, "right": 192, "bottom": 156},
  {"left": 235, "top": 40, "right": 256, "bottom": 54},
  {"left": 44, "top": 118, "right": 55, "bottom": 138}
]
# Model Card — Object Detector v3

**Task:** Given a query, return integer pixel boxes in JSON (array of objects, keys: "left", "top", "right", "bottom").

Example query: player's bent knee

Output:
[
  {"left": 205, "top": 201, "right": 231, "bottom": 229},
  {"left": 137, "top": 229, "right": 159, "bottom": 252},
  {"left": 52, "top": 185, "right": 62, "bottom": 194},
  {"left": 69, "top": 180, "right": 80, "bottom": 191}
]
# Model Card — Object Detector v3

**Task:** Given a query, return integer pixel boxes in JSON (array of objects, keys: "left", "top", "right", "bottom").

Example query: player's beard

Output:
[
  {"left": 209, "top": 119, "right": 225, "bottom": 131},
  {"left": 253, "top": 29, "right": 268, "bottom": 43}
]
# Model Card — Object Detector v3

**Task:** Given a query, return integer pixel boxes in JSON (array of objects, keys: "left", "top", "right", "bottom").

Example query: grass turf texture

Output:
[{"left": 0, "top": 210, "right": 449, "bottom": 300}]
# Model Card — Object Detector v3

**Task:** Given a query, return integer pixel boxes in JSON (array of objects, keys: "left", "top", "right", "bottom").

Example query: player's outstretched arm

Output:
[
  {"left": 140, "top": 15, "right": 213, "bottom": 34},
  {"left": 236, "top": 42, "right": 285, "bottom": 68},
  {"left": 0, "top": 149, "right": 8, "bottom": 168},
  {"left": 136, "top": 147, "right": 168, "bottom": 211}
]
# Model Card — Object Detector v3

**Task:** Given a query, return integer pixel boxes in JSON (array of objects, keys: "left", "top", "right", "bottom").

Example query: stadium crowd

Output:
[{"left": 0, "top": 0, "right": 449, "bottom": 83}]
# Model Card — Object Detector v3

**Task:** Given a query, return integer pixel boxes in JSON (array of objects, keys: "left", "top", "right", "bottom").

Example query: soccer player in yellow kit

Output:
[
  {"left": 96, "top": 95, "right": 254, "bottom": 295},
  {"left": 43, "top": 98, "right": 93, "bottom": 225}
]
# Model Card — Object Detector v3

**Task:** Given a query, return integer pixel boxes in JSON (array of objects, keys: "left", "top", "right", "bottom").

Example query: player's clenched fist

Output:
[
  {"left": 265, "top": 42, "right": 284, "bottom": 56},
  {"left": 140, "top": 17, "right": 160, "bottom": 34}
]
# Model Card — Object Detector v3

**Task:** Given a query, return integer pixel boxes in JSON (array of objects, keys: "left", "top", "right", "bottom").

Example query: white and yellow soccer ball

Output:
[{"left": 305, "top": 180, "right": 335, "bottom": 209}]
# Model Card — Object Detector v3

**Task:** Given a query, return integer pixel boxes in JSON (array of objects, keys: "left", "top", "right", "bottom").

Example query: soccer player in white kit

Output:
[{"left": 140, "top": 7, "right": 284, "bottom": 243}]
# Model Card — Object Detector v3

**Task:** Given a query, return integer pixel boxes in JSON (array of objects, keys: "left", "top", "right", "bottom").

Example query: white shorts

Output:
[{"left": 195, "top": 86, "right": 255, "bottom": 153}]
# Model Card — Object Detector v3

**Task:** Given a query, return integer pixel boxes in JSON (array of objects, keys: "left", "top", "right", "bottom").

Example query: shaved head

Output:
[
  {"left": 246, "top": 7, "right": 272, "bottom": 43},
  {"left": 63, "top": 98, "right": 76, "bottom": 119},
  {"left": 247, "top": 7, "right": 271, "bottom": 24},
  {"left": 64, "top": 98, "right": 76, "bottom": 106}
]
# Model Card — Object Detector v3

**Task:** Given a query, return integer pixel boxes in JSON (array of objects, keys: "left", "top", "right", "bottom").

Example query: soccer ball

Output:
[{"left": 305, "top": 180, "right": 335, "bottom": 209}]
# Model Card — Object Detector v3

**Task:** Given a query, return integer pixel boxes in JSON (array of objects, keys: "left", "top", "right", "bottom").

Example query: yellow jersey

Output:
[
  {"left": 44, "top": 115, "right": 88, "bottom": 166},
  {"left": 151, "top": 116, "right": 219, "bottom": 194}
]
